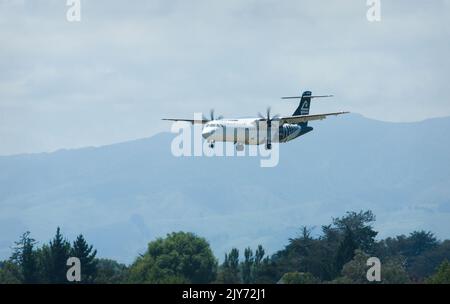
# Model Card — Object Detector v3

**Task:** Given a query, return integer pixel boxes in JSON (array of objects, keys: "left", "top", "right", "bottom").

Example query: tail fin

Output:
[
  {"left": 281, "top": 90, "right": 333, "bottom": 117},
  {"left": 293, "top": 91, "right": 312, "bottom": 116}
]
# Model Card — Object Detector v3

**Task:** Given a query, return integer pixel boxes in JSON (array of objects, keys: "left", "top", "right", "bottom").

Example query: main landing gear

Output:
[{"left": 236, "top": 143, "right": 244, "bottom": 151}]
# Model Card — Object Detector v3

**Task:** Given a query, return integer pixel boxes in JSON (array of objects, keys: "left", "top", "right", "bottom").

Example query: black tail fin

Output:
[{"left": 293, "top": 91, "right": 312, "bottom": 116}]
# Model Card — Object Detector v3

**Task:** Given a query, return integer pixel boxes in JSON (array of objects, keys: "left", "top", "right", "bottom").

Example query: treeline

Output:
[
  {"left": 0, "top": 228, "right": 99, "bottom": 283},
  {"left": 1, "top": 210, "right": 450, "bottom": 284}
]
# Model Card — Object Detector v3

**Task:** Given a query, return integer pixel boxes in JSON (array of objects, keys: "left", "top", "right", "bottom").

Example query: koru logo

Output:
[
  {"left": 366, "top": 257, "right": 381, "bottom": 282},
  {"left": 66, "top": 257, "right": 81, "bottom": 282},
  {"left": 301, "top": 101, "right": 309, "bottom": 114}
]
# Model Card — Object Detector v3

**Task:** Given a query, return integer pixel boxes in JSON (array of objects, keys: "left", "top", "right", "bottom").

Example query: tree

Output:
[
  {"left": 375, "top": 230, "right": 441, "bottom": 281},
  {"left": 242, "top": 247, "right": 254, "bottom": 284},
  {"left": 406, "top": 231, "right": 438, "bottom": 256},
  {"left": 382, "top": 258, "right": 410, "bottom": 284},
  {"left": 217, "top": 248, "right": 240, "bottom": 283},
  {"left": 377, "top": 231, "right": 438, "bottom": 259},
  {"left": 285, "top": 226, "right": 314, "bottom": 272},
  {"left": 276, "top": 226, "right": 333, "bottom": 280},
  {"left": 408, "top": 240, "right": 450, "bottom": 280},
  {"left": 0, "top": 261, "right": 22, "bottom": 284},
  {"left": 332, "top": 210, "right": 378, "bottom": 252},
  {"left": 41, "top": 227, "right": 71, "bottom": 283},
  {"left": 237, "top": 245, "right": 268, "bottom": 284},
  {"left": 272, "top": 211, "right": 379, "bottom": 282},
  {"left": 335, "top": 250, "right": 409, "bottom": 284},
  {"left": 287, "top": 226, "right": 314, "bottom": 257},
  {"left": 11, "top": 231, "right": 38, "bottom": 283},
  {"left": 252, "top": 245, "right": 267, "bottom": 282},
  {"left": 279, "top": 272, "right": 320, "bottom": 284},
  {"left": 71, "top": 234, "right": 97, "bottom": 283},
  {"left": 253, "top": 256, "right": 279, "bottom": 283},
  {"left": 426, "top": 260, "right": 450, "bottom": 284},
  {"left": 334, "top": 226, "right": 357, "bottom": 275},
  {"left": 94, "top": 259, "right": 127, "bottom": 284},
  {"left": 128, "top": 232, "right": 217, "bottom": 283}
]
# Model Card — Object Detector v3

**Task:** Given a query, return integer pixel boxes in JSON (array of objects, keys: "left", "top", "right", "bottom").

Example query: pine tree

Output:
[
  {"left": 11, "top": 231, "right": 38, "bottom": 283},
  {"left": 47, "top": 227, "right": 71, "bottom": 283},
  {"left": 71, "top": 234, "right": 97, "bottom": 283}
]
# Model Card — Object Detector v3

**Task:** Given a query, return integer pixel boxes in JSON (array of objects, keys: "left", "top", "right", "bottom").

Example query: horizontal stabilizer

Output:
[
  {"left": 161, "top": 118, "right": 209, "bottom": 124},
  {"left": 277, "top": 111, "right": 349, "bottom": 125},
  {"left": 281, "top": 95, "right": 333, "bottom": 99}
]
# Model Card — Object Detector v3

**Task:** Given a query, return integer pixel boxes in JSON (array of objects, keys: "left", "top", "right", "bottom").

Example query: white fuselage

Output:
[{"left": 201, "top": 118, "right": 305, "bottom": 145}]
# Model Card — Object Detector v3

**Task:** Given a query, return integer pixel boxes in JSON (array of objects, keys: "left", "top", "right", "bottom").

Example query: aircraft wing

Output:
[
  {"left": 162, "top": 118, "right": 210, "bottom": 124},
  {"left": 277, "top": 111, "right": 350, "bottom": 125}
]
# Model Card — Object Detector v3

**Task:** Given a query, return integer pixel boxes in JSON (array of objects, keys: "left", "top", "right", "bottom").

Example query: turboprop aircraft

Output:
[{"left": 163, "top": 90, "right": 349, "bottom": 150}]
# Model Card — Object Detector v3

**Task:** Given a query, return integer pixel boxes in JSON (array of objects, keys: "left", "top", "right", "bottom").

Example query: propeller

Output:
[
  {"left": 258, "top": 107, "right": 280, "bottom": 149},
  {"left": 204, "top": 109, "right": 223, "bottom": 121}
]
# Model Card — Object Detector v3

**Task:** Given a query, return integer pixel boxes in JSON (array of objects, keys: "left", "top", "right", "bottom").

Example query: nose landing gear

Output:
[{"left": 208, "top": 140, "right": 215, "bottom": 149}]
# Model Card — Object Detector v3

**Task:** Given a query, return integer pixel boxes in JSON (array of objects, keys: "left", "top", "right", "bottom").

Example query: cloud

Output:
[{"left": 1, "top": 0, "right": 450, "bottom": 154}]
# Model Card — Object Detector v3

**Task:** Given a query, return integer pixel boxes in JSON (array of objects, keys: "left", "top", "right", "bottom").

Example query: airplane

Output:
[{"left": 163, "top": 90, "right": 349, "bottom": 151}]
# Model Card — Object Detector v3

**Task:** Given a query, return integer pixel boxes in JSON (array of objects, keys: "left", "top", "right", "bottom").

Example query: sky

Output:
[{"left": 1, "top": 0, "right": 450, "bottom": 155}]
